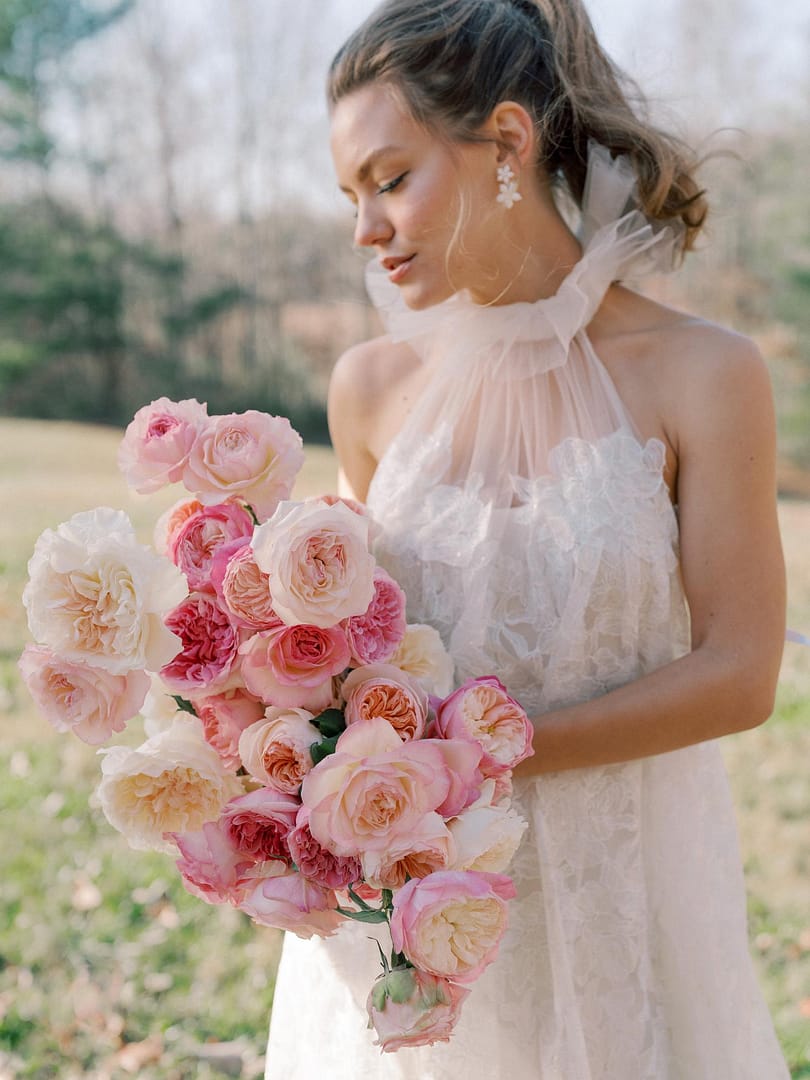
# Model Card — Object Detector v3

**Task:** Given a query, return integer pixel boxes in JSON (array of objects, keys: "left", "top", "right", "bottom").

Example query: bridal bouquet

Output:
[{"left": 19, "top": 397, "right": 534, "bottom": 1053}]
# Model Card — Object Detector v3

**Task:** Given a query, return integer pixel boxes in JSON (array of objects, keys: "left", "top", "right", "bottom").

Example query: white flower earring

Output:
[{"left": 496, "top": 163, "right": 522, "bottom": 209}]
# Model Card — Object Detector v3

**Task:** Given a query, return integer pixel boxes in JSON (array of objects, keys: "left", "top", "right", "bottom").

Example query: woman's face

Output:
[{"left": 330, "top": 83, "right": 501, "bottom": 309}]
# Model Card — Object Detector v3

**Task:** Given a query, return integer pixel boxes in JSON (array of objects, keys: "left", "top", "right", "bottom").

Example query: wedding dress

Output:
[{"left": 264, "top": 145, "right": 789, "bottom": 1079}]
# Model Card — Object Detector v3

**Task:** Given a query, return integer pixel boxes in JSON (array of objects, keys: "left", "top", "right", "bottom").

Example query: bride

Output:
[{"left": 266, "top": 0, "right": 789, "bottom": 1076}]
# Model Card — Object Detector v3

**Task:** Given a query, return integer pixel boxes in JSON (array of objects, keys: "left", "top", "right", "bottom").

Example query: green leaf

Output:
[
  {"left": 309, "top": 734, "right": 341, "bottom": 765},
  {"left": 310, "top": 708, "right": 346, "bottom": 739},
  {"left": 334, "top": 907, "right": 390, "bottom": 924},
  {"left": 171, "top": 695, "right": 197, "bottom": 716}
]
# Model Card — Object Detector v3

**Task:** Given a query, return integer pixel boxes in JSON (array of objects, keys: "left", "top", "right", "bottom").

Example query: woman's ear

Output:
[{"left": 486, "top": 101, "right": 537, "bottom": 168}]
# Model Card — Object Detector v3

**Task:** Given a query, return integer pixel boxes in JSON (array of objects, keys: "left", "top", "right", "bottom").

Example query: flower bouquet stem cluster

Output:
[{"left": 19, "top": 398, "right": 535, "bottom": 1053}]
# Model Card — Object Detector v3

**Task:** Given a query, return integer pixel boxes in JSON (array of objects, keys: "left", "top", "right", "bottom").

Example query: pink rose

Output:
[
  {"left": 251, "top": 500, "right": 376, "bottom": 628},
  {"left": 239, "top": 624, "right": 346, "bottom": 709},
  {"left": 18, "top": 643, "right": 149, "bottom": 745},
  {"left": 367, "top": 967, "right": 470, "bottom": 1053},
  {"left": 212, "top": 542, "right": 280, "bottom": 630},
  {"left": 172, "top": 819, "right": 263, "bottom": 906},
  {"left": 160, "top": 594, "right": 241, "bottom": 694},
  {"left": 360, "top": 814, "right": 455, "bottom": 890},
  {"left": 118, "top": 397, "right": 208, "bottom": 493},
  {"left": 168, "top": 502, "right": 254, "bottom": 591},
  {"left": 435, "top": 676, "right": 534, "bottom": 776},
  {"left": 300, "top": 717, "right": 475, "bottom": 858},
  {"left": 220, "top": 786, "right": 300, "bottom": 861},
  {"left": 183, "top": 411, "right": 304, "bottom": 521},
  {"left": 238, "top": 706, "right": 319, "bottom": 793},
  {"left": 341, "top": 662, "right": 429, "bottom": 741},
  {"left": 153, "top": 497, "right": 205, "bottom": 556},
  {"left": 287, "top": 805, "right": 362, "bottom": 890},
  {"left": 191, "top": 687, "right": 265, "bottom": 770},
  {"left": 391, "top": 870, "right": 516, "bottom": 983},
  {"left": 342, "top": 568, "right": 406, "bottom": 665},
  {"left": 238, "top": 868, "right": 344, "bottom": 938}
]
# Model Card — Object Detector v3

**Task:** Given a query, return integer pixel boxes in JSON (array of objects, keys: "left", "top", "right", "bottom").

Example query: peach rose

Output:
[
  {"left": 23, "top": 508, "right": 187, "bottom": 675},
  {"left": 390, "top": 870, "right": 516, "bottom": 983},
  {"left": 367, "top": 967, "right": 470, "bottom": 1053},
  {"left": 97, "top": 716, "right": 243, "bottom": 853},
  {"left": 238, "top": 707, "right": 318, "bottom": 793},
  {"left": 341, "top": 662, "right": 429, "bottom": 741},
  {"left": 360, "top": 813, "right": 455, "bottom": 890},
  {"left": 183, "top": 411, "right": 303, "bottom": 521},
  {"left": 300, "top": 717, "right": 472, "bottom": 858},
  {"left": 118, "top": 397, "right": 208, "bottom": 494},
  {"left": 435, "top": 676, "right": 534, "bottom": 776},
  {"left": 18, "top": 644, "right": 149, "bottom": 746},
  {"left": 389, "top": 624, "right": 455, "bottom": 697},
  {"left": 251, "top": 500, "right": 376, "bottom": 628}
]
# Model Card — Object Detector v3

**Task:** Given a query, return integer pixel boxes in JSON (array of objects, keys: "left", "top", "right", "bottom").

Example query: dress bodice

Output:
[{"left": 365, "top": 143, "right": 691, "bottom": 715}]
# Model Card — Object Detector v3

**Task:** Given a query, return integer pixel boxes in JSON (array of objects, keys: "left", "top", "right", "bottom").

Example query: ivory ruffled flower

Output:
[
  {"left": 388, "top": 624, "right": 455, "bottom": 697},
  {"left": 23, "top": 508, "right": 187, "bottom": 675},
  {"left": 97, "top": 716, "right": 242, "bottom": 853}
]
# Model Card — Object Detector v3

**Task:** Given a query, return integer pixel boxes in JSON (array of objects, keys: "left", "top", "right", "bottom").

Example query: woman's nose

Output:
[{"left": 353, "top": 202, "right": 393, "bottom": 249}]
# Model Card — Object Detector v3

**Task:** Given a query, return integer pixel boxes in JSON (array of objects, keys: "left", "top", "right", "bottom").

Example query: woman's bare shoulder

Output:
[{"left": 328, "top": 334, "right": 422, "bottom": 500}]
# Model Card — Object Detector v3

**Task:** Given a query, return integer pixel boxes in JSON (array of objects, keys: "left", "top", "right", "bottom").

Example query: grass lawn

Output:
[{"left": 1, "top": 418, "right": 808, "bottom": 1078}]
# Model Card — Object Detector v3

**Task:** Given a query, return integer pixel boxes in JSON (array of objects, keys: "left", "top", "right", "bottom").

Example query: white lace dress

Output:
[{"left": 264, "top": 147, "right": 789, "bottom": 1080}]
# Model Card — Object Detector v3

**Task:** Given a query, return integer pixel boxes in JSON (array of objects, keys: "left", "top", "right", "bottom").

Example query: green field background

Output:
[{"left": 2, "top": 419, "right": 808, "bottom": 1078}]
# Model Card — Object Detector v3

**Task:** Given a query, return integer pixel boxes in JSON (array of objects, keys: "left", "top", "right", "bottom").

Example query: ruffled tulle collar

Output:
[{"left": 365, "top": 142, "right": 683, "bottom": 360}]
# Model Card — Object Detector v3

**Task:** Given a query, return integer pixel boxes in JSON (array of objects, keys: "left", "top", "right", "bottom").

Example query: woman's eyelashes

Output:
[{"left": 376, "top": 172, "right": 407, "bottom": 196}]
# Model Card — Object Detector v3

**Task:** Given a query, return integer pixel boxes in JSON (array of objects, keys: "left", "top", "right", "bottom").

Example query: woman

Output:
[{"left": 266, "top": 0, "right": 789, "bottom": 1076}]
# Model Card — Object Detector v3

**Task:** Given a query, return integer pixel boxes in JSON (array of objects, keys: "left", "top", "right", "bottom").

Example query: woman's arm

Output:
[{"left": 514, "top": 334, "right": 786, "bottom": 779}]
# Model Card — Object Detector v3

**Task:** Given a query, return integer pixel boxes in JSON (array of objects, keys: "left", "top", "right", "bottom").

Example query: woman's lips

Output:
[{"left": 385, "top": 255, "right": 415, "bottom": 284}]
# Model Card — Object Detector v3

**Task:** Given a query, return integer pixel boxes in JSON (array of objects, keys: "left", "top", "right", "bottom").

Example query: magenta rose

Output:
[
  {"left": 391, "top": 870, "right": 516, "bottom": 984},
  {"left": 183, "top": 411, "right": 304, "bottom": 521},
  {"left": 212, "top": 542, "right": 280, "bottom": 630},
  {"left": 342, "top": 567, "right": 406, "bottom": 665},
  {"left": 435, "top": 676, "right": 534, "bottom": 776},
  {"left": 238, "top": 869, "right": 344, "bottom": 938},
  {"left": 220, "top": 787, "right": 300, "bottom": 862},
  {"left": 160, "top": 594, "right": 241, "bottom": 694},
  {"left": 168, "top": 502, "right": 254, "bottom": 592},
  {"left": 118, "top": 397, "right": 208, "bottom": 493},
  {"left": 287, "top": 805, "right": 362, "bottom": 890},
  {"left": 191, "top": 687, "right": 266, "bottom": 770},
  {"left": 367, "top": 967, "right": 470, "bottom": 1053},
  {"left": 239, "top": 623, "right": 348, "bottom": 709},
  {"left": 172, "top": 819, "right": 264, "bottom": 906},
  {"left": 18, "top": 643, "right": 149, "bottom": 746}
]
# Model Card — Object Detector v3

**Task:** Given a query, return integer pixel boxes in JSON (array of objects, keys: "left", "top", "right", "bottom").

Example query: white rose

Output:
[
  {"left": 23, "top": 508, "right": 187, "bottom": 675},
  {"left": 251, "top": 500, "right": 376, "bottom": 628},
  {"left": 96, "top": 716, "right": 243, "bottom": 853},
  {"left": 446, "top": 803, "right": 528, "bottom": 874},
  {"left": 389, "top": 624, "right": 455, "bottom": 697}
]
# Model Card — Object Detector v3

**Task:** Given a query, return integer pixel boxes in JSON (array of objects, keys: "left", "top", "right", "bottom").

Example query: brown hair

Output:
[{"left": 328, "top": 0, "right": 707, "bottom": 253}]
